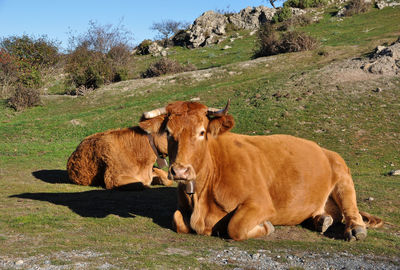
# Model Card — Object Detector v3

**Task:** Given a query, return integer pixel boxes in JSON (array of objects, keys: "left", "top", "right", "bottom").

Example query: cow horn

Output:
[
  {"left": 207, "top": 99, "right": 230, "bottom": 117},
  {"left": 143, "top": 107, "right": 167, "bottom": 119}
]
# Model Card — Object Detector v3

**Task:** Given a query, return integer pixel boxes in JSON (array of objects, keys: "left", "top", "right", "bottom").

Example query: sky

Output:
[{"left": 0, "top": 0, "right": 280, "bottom": 51}]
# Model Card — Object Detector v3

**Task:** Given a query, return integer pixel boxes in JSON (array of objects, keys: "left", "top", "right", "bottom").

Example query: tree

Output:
[{"left": 150, "top": 19, "right": 189, "bottom": 42}]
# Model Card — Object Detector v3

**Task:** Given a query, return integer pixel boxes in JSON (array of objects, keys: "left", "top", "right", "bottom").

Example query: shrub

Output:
[
  {"left": 343, "top": 0, "right": 371, "bottom": 16},
  {"left": 0, "top": 49, "right": 19, "bottom": 97},
  {"left": 255, "top": 23, "right": 318, "bottom": 57},
  {"left": 254, "top": 23, "right": 281, "bottom": 57},
  {"left": 285, "top": 0, "right": 328, "bottom": 9},
  {"left": 8, "top": 85, "right": 41, "bottom": 111},
  {"left": 0, "top": 35, "right": 59, "bottom": 97},
  {"left": 66, "top": 21, "right": 133, "bottom": 91},
  {"left": 272, "top": 6, "right": 293, "bottom": 23},
  {"left": 66, "top": 45, "right": 114, "bottom": 89},
  {"left": 171, "top": 30, "right": 191, "bottom": 48},
  {"left": 136, "top": 39, "right": 153, "bottom": 55},
  {"left": 141, "top": 58, "right": 196, "bottom": 78},
  {"left": 0, "top": 35, "right": 59, "bottom": 69},
  {"left": 278, "top": 14, "right": 313, "bottom": 31},
  {"left": 279, "top": 30, "right": 318, "bottom": 52}
]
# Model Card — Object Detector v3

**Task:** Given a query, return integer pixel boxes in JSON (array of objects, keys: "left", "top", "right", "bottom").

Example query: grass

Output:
[{"left": 0, "top": 5, "right": 399, "bottom": 269}]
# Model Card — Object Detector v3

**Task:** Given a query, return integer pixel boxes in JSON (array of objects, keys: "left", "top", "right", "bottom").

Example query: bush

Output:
[
  {"left": 343, "top": 0, "right": 371, "bottom": 16},
  {"left": 66, "top": 45, "right": 114, "bottom": 89},
  {"left": 8, "top": 85, "right": 41, "bottom": 111},
  {"left": 255, "top": 23, "right": 318, "bottom": 57},
  {"left": 0, "top": 35, "right": 59, "bottom": 97},
  {"left": 66, "top": 21, "right": 133, "bottom": 91},
  {"left": 255, "top": 23, "right": 281, "bottom": 57},
  {"left": 279, "top": 30, "right": 318, "bottom": 52},
  {"left": 171, "top": 30, "right": 191, "bottom": 48},
  {"left": 0, "top": 35, "right": 59, "bottom": 69},
  {"left": 136, "top": 39, "right": 153, "bottom": 55},
  {"left": 272, "top": 6, "right": 293, "bottom": 23},
  {"left": 285, "top": 0, "right": 328, "bottom": 8},
  {"left": 278, "top": 14, "right": 313, "bottom": 31},
  {"left": 141, "top": 58, "right": 196, "bottom": 78}
]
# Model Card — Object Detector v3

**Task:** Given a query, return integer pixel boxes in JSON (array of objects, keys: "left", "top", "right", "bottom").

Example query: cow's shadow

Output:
[
  {"left": 13, "top": 169, "right": 177, "bottom": 229},
  {"left": 32, "top": 169, "right": 70, "bottom": 184}
]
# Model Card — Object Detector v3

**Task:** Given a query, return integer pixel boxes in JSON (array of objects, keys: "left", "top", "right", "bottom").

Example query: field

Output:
[{"left": 0, "top": 6, "right": 400, "bottom": 269}]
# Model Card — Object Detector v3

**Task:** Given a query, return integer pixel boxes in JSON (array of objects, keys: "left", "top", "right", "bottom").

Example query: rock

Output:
[
  {"left": 362, "top": 38, "right": 400, "bottom": 76},
  {"left": 376, "top": 45, "right": 386, "bottom": 54},
  {"left": 376, "top": 0, "right": 400, "bottom": 9},
  {"left": 223, "top": 45, "right": 232, "bottom": 50},
  {"left": 372, "top": 87, "right": 382, "bottom": 92},
  {"left": 15, "top": 260, "right": 24, "bottom": 265},
  {"left": 188, "top": 11, "right": 228, "bottom": 48},
  {"left": 148, "top": 42, "right": 163, "bottom": 56},
  {"left": 228, "top": 6, "right": 276, "bottom": 30},
  {"left": 388, "top": 169, "right": 400, "bottom": 176}
]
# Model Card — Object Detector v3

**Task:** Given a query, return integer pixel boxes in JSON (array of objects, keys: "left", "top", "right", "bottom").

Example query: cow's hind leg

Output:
[
  {"left": 331, "top": 181, "right": 366, "bottom": 241},
  {"left": 227, "top": 200, "right": 275, "bottom": 241},
  {"left": 311, "top": 196, "right": 343, "bottom": 233}
]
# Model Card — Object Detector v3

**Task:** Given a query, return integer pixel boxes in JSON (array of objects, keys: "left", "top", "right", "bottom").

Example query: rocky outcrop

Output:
[
  {"left": 187, "top": 11, "right": 228, "bottom": 48},
  {"left": 362, "top": 37, "right": 400, "bottom": 75},
  {"left": 228, "top": 6, "right": 277, "bottom": 30},
  {"left": 376, "top": 0, "right": 400, "bottom": 9}
]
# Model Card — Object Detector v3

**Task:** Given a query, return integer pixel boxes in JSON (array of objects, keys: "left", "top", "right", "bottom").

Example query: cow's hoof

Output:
[
  {"left": 344, "top": 226, "right": 367, "bottom": 242},
  {"left": 317, "top": 215, "right": 333, "bottom": 233},
  {"left": 265, "top": 221, "right": 275, "bottom": 235}
]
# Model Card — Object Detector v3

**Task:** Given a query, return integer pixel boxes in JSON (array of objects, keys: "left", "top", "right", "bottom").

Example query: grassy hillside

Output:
[{"left": 0, "top": 6, "right": 399, "bottom": 269}]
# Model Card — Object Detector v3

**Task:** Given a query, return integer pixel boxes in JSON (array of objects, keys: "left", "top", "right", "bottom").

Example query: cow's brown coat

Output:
[
  {"left": 142, "top": 101, "right": 383, "bottom": 241},
  {"left": 67, "top": 117, "right": 172, "bottom": 189}
]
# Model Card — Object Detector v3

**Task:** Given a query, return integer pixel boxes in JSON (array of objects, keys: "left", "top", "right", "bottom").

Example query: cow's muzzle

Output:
[{"left": 169, "top": 163, "right": 196, "bottom": 182}]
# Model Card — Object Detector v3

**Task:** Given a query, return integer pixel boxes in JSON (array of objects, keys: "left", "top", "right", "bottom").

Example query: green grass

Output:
[{"left": 0, "top": 6, "right": 399, "bottom": 269}]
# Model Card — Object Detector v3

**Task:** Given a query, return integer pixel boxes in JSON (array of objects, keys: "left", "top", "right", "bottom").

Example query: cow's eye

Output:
[{"left": 199, "top": 131, "right": 205, "bottom": 136}]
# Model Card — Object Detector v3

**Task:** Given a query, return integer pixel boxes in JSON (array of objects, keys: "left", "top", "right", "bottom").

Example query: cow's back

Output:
[
  {"left": 67, "top": 127, "right": 150, "bottom": 187},
  {"left": 67, "top": 131, "right": 109, "bottom": 186}
]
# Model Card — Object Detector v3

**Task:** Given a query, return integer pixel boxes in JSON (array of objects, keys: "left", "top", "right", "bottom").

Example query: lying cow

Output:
[
  {"left": 67, "top": 118, "right": 172, "bottom": 190},
  {"left": 141, "top": 100, "right": 383, "bottom": 241}
]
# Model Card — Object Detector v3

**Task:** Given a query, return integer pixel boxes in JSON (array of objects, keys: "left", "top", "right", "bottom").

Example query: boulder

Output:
[
  {"left": 362, "top": 37, "right": 400, "bottom": 75},
  {"left": 228, "top": 6, "right": 277, "bottom": 30},
  {"left": 188, "top": 11, "right": 228, "bottom": 48}
]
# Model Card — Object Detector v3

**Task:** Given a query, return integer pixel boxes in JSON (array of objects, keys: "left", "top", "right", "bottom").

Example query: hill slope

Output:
[{"left": 0, "top": 5, "right": 399, "bottom": 269}]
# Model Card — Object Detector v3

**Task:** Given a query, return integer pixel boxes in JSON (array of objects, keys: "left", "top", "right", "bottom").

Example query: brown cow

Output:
[
  {"left": 141, "top": 100, "right": 383, "bottom": 241},
  {"left": 67, "top": 118, "right": 172, "bottom": 190}
]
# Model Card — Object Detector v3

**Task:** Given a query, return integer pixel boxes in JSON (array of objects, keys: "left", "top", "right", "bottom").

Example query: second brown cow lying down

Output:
[{"left": 67, "top": 118, "right": 172, "bottom": 190}]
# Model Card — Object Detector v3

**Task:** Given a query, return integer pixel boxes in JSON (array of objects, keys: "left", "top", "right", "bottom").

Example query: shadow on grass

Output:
[
  {"left": 32, "top": 169, "right": 70, "bottom": 184},
  {"left": 10, "top": 187, "right": 177, "bottom": 229}
]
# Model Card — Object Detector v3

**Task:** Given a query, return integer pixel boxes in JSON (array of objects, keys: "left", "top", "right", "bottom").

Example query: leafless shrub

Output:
[
  {"left": 255, "top": 23, "right": 318, "bottom": 57},
  {"left": 278, "top": 14, "right": 313, "bottom": 31},
  {"left": 142, "top": 58, "right": 196, "bottom": 78},
  {"left": 343, "top": 0, "right": 371, "bottom": 16},
  {"left": 8, "top": 85, "right": 41, "bottom": 111},
  {"left": 279, "top": 30, "right": 318, "bottom": 52}
]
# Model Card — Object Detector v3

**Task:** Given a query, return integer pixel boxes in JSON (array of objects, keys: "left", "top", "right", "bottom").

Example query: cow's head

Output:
[{"left": 141, "top": 100, "right": 234, "bottom": 183}]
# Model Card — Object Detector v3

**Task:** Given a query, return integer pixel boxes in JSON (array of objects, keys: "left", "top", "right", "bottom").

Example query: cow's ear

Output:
[
  {"left": 139, "top": 115, "right": 166, "bottom": 134},
  {"left": 207, "top": 115, "right": 235, "bottom": 137}
]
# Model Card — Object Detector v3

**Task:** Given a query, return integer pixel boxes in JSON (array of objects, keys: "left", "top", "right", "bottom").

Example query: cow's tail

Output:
[{"left": 360, "top": 211, "right": 384, "bottom": 228}]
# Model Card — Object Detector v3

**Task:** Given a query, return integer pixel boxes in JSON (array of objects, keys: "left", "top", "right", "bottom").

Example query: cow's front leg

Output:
[
  {"left": 151, "top": 168, "right": 173, "bottom": 186},
  {"left": 227, "top": 200, "right": 276, "bottom": 241},
  {"left": 173, "top": 210, "right": 191, "bottom": 234}
]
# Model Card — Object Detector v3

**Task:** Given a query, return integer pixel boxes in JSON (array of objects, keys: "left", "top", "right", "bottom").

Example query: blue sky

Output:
[{"left": 0, "top": 0, "right": 280, "bottom": 50}]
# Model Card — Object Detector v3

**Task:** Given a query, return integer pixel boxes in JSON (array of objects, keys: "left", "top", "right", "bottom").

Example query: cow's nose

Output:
[{"left": 169, "top": 164, "right": 196, "bottom": 180}]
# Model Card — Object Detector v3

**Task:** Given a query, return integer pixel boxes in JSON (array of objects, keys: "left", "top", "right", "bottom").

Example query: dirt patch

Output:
[{"left": 318, "top": 38, "right": 400, "bottom": 84}]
